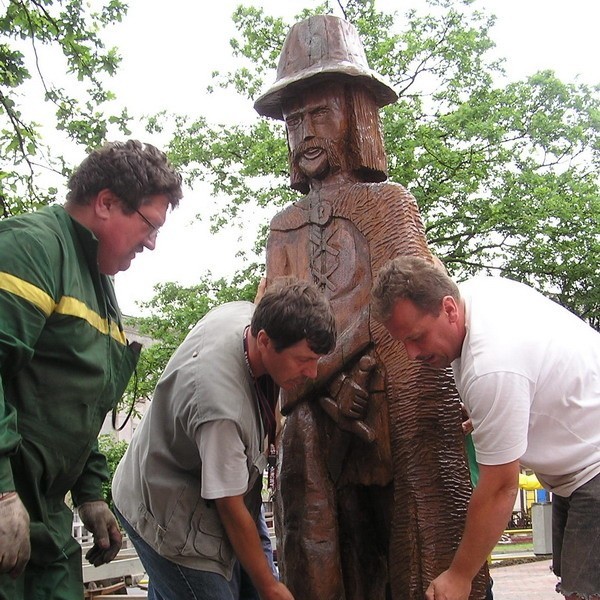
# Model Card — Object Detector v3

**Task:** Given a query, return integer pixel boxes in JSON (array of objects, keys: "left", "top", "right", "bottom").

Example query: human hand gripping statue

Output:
[{"left": 0, "top": 492, "right": 30, "bottom": 577}]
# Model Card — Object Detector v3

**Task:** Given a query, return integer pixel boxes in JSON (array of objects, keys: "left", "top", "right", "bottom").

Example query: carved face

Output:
[{"left": 282, "top": 82, "right": 349, "bottom": 181}]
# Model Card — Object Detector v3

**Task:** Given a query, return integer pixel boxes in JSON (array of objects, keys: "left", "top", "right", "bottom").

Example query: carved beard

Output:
[{"left": 291, "top": 137, "right": 348, "bottom": 178}]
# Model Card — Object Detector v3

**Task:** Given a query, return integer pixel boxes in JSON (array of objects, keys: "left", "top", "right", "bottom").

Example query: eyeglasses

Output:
[{"left": 134, "top": 207, "right": 160, "bottom": 238}]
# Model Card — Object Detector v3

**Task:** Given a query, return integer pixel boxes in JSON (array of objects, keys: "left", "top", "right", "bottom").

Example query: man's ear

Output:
[
  {"left": 256, "top": 329, "right": 271, "bottom": 350},
  {"left": 93, "top": 188, "right": 118, "bottom": 221},
  {"left": 442, "top": 295, "right": 459, "bottom": 323}
]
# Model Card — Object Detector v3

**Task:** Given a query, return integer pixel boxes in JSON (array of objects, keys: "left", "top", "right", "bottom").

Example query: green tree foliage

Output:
[
  {"left": 0, "top": 0, "right": 130, "bottom": 217},
  {"left": 97, "top": 433, "right": 128, "bottom": 508},
  {"left": 156, "top": 0, "right": 600, "bottom": 328}
]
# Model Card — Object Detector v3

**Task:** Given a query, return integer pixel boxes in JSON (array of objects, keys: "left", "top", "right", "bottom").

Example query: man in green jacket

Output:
[{"left": 0, "top": 140, "right": 182, "bottom": 600}]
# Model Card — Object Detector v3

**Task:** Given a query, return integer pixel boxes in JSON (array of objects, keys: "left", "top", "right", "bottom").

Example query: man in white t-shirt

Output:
[
  {"left": 371, "top": 255, "right": 600, "bottom": 600},
  {"left": 112, "top": 278, "right": 336, "bottom": 600}
]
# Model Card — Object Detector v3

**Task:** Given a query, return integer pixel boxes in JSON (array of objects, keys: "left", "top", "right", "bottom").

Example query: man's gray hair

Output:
[{"left": 371, "top": 255, "right": 460, "bottom": 322}]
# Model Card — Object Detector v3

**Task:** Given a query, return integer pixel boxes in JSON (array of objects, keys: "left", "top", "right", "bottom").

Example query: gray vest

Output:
[{"left": 113, "top": 302, "right": 267, "bottom": 577}]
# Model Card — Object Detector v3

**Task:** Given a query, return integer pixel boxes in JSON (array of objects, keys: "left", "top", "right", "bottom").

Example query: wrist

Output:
[
  {"left": 447, "top": 557, "right": 480, "bottom": 583},
  {"left": 256, "top": 574, "right": 280, "bottom": 598},
  {"left": 78, "top": 499, "right": 105, "bottom": 507},
  {"left": 0, "top": 491, "right": 16, "bottom": 500}
]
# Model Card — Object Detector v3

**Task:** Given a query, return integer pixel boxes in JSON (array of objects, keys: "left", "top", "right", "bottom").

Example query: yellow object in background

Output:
[{"left": 519, "top": 473, "right": 542, "bottom": 490}]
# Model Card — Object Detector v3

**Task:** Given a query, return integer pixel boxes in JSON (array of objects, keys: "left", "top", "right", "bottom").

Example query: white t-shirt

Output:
[
  {"left": 197, "top": 420, "right": 249, "bottom": 499},
  {"left": 452, "top": 276, "right": 600, "bottom": 496}
]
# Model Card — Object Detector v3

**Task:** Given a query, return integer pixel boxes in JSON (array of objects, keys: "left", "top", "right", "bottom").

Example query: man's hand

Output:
[
  {"left": 257, "top": 578, "right": 295, "bottom": 600},
  {"left": 425, "top": 568, "right": 472, "bottom": 600},
  {"left": 216, "top": 496, "right": 295, "bottom": 600},
  {"left": 254, "top": 277, "right": 267, "bottom": 305},
  {"left": 0, "top": 492, "right": 30, "bottom": 577},
  {"left": 460, "top": 402, "right": 474, "bottom": 436},
  {"left": 78, "top": 501, "right": 122, "bottom": 566}
]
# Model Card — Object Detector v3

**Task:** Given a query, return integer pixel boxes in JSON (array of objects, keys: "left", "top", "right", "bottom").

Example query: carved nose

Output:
[{"left": 301, "top": 116, "right": 315, "bottom": 140}]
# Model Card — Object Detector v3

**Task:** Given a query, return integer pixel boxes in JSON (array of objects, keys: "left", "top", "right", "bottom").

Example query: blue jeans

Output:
[
  {"left": 115, "top": 507, "right": 257, "bottom": 600},
  {"left": 257, "top": 505, "right": 277, "bottom": 580}
]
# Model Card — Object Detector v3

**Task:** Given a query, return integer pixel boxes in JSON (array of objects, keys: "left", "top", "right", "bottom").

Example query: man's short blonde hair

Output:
[{"left": 371, "top": 255, "right": 460, "bottom": 322}]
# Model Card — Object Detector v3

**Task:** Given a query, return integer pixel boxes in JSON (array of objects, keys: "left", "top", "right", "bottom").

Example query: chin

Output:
[
  {"left": 118, "top": 258, "right": 134, "bottom": 273},
  {"left": 423, "top": 356, "right": 444, "bottom": 369},
  {"left": 280, "top": 380, "right": 303, "bottom": 392}
]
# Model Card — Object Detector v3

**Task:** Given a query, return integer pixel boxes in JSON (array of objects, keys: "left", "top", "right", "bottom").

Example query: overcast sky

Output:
[{"left": 104, "top": 0, "right": 600, "bottom": 315}]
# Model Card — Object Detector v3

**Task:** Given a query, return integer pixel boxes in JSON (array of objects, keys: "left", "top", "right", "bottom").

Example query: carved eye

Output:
[
  {"left": 285, "top": 115, "right": 301, "bottom": 128},
  {"left": 313, "top": 107, "right": 329, "bottom": 118}
]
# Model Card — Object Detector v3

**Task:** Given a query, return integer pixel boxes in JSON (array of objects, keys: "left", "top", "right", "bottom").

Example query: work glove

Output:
[
  {"left": 0, "top": 491, "right": 31, "bottom": 577},
  {"left": 78, "top": 500, "right": 122, "bottom": 566}
]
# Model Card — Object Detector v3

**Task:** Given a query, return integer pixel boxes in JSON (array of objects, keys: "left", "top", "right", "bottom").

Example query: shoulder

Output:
[
  {"left": 201, "top": 301, "right": 254, "bottom": 328},
  {"left": 0, "top": 207, "right": 70, "bottom": 292},
  {"left": 0, "top": 206, "right": 66, "bottom": 242},
  {"left": 270, "top": 199, "right": 308, "bottom": 231},
  {"left": 460, "top": 275, "right": 549, "bottom": 305},
  {"left": 176, "top": 301, "right": 253, "bottom": 375},
  {"left": 357, "top": 181, "right": 418, "bottom": 205}
]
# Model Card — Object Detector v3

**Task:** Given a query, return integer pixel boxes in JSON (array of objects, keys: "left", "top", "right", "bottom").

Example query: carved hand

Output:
[{"left": 320, "top": 353, "right": 377, "bottom": 443}]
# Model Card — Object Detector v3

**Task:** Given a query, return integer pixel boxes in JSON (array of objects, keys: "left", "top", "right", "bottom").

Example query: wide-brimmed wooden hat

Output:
[{"left": 254, "top": 14, "right": 398, "bottom": 120}]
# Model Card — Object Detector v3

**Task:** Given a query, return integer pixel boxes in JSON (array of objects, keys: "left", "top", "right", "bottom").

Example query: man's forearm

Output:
[
  {"left": 71, "top": 441, "right": 108, "bottom": 505},
  {"left": 215, "top": 496, "right": 279, "bottom": 595},
  {"left": 425, "top": 459, "right": 521, "bottom": 600},
  {"left": 450, "top": 482, "right": 517, "bottom": 579}
]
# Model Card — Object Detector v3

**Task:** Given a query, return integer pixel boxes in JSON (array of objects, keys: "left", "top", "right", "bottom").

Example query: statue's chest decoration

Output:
[
  {"left": 308, "top": 195, "right": 340, "bottom": 293},
  {"left": 284, "top": 189, "right": 368, "bottom": 299},
  {"left": 306, "top": 196, "right": 339, "bottom": 292}
]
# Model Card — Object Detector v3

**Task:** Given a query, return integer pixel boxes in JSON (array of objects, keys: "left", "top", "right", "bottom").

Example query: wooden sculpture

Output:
[{"left": 254, "top": 15, "right": 488, "bottom": 600}]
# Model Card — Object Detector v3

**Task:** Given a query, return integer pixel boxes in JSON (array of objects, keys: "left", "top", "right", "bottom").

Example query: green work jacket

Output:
[{"left": 0, "top": 205, "right": 139, "bottom": 564}]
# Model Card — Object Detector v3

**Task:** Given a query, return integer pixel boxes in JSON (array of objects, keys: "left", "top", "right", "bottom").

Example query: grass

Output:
[{"left": 493, "top": 541, "right": 534, "bottom": 555}]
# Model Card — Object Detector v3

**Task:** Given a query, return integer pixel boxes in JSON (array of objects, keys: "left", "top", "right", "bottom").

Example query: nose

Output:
[
  {"left": 403, "top": 341, "right": 420, "bottom": 361},
  {"left": 143, "top": 231, "right": 157, "bottom": 251},
  {"left": 302, "top": 360, "right": 319, "bottom": 379},
  {"left": 300, "top": 115, "right": 315, "bottom": 141}
]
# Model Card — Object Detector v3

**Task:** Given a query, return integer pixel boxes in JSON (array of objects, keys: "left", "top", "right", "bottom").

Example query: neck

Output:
[
  {"left": 64, "top": 202, "right": 95, "bottom": 232},
  {"left": 455, "top": 299, "right": 468, "bottom": 359},
  {"left": 308, "top": 170, "right": 356, "bottom": 192}
]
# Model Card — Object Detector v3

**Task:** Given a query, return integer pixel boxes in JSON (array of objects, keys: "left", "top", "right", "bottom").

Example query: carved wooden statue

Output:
[{"left": 254, "top": 15, "right": 488, "bottom": 600}]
